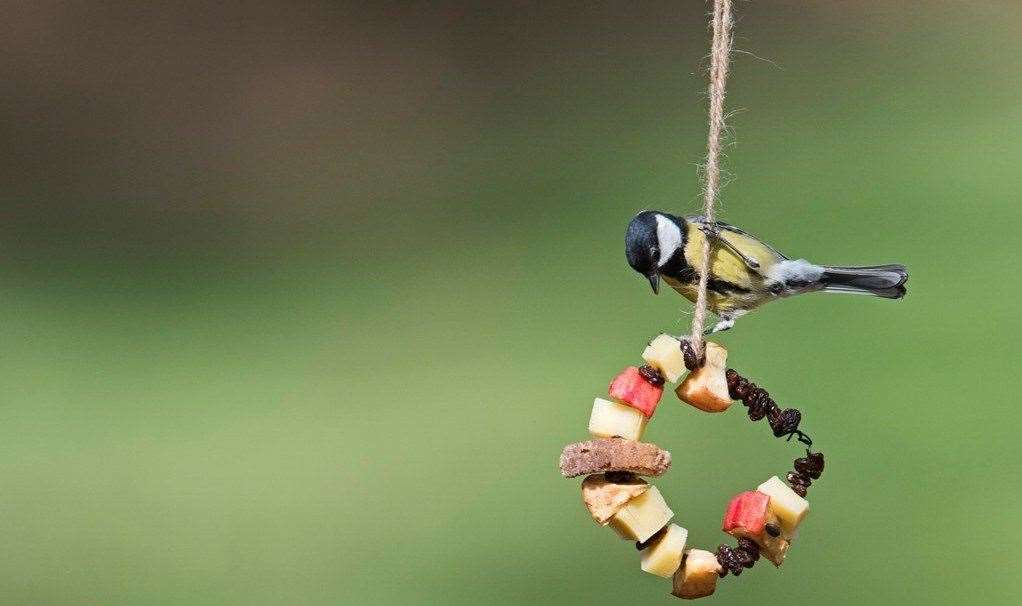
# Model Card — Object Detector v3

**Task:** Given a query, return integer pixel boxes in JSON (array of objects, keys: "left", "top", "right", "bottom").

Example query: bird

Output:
[{"left": 625, "top": 210, "right": 908, "bottom": 334}]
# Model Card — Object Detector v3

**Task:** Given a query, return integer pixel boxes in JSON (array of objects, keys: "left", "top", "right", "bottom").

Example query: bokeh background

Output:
[{"left": 2, "top": 1, "right": 1020, "bottom": 604}]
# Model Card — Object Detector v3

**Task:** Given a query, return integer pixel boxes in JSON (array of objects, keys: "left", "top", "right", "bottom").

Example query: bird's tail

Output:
[{"left": 818, "top": 264, "right": 908, "bottom": 299}]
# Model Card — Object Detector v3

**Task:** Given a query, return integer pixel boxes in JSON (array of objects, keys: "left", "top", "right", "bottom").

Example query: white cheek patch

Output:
[
  {"left": 767, "top": 259, "right": 824, "bottom": 284},
  {"left": 654, "top": 214, "right": 683, "bottom": 267}
]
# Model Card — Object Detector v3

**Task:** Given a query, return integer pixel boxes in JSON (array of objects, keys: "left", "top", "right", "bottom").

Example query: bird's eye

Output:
[{"left": 650, "top": 247, "right": 659, "bottom": 260}]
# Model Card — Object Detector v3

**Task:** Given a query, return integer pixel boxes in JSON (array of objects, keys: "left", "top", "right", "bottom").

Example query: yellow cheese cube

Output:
[
  {"left": 642, "top": 334, "right": 686, "bottom": 383},
  {"left": 640, "top": 523, "right": 689, "bottom": 578},
  {"left": 757, "top": 476, "right": 809, "bottom": 535},
  {"left": 588, "top": 398, "right": 647, "bottom": 441},
  {"left": 609, "top": 486, "right": 673, "bottom": 542}
]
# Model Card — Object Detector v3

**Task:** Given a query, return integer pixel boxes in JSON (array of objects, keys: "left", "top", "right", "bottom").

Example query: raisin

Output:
[
  {"left": 733, "top": 377, "right": 751, "bottom": 399},
  {"left": 736, "top": 550, "right": 755, "bottom": 568},
  {"left": 680, "top": 339, "right": 704, "bottom": 370},
  {"left": 715, "top": 544, "right": 744, "bottom": 577},
  {"left": 742, "top": 386, "right": 765, "bottom": 406},
  {"left": 605, "top": 471, "right": 635, "bottom": 483},
  {"left": 794, "top": 455, "right": 824, "bottom": 479},
  {"left": 725, "top": 368, "right": 740, "bottom": 396},
  {"left": 748, "top": 395, "right": 772, "bottom": 421},
  {"left": 770, "top": 408, "right": 802, "bottom": 437},
  {"left": 736, "top": 538, "right": 760, "bottom": 562},
  {"left": 637, "top": 364, "right": 665, "bottom": 386},
  {"left": 787, "top": 471, "right": 811, "bottom": 489},
  {"left": 807, "top": 451, "right": 825, "bottom": 478}
]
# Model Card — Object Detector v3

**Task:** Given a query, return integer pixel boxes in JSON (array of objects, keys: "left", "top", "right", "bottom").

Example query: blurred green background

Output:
[{"left": 1, "top": 1, "right": 1020, "bottom": 604}]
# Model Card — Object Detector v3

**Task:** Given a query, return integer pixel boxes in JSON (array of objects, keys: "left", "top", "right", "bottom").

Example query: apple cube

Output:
[
  {"left": 640, "top": 523, "right": 689, "bottom": 578},
  {"left": 642, "top": 334, "right": 686, "bottom": 383},
  {"left": 608, "top": 486, "right": 673, "bottom": 543},
  {"left": 721, "top": 488, "right": 791, "bottom": 566},
  {"left": 609, "top": 367, "right": 663, "bottom": 418},
  {"left": 757, "top": 476, "right": 810, "bottom": 535},
  {"left": 675, "top": 341, "right": 731, "bottom": 413},
  {"left": 672, "top": 549, "right": 721, "bottom": 600},
  {"left": 588, "top": 398, "right": 648, "bottom": 441},
  {"left": 757, "top": 533, "right": 790, "bottom": 567},
  {"left": 581, "top": 473, "right": 649, "bottom": 525},
  {"left": 728, "top": 516, "right": 790, "bottom": 568},
  {"left": 722, "top": 491, "right": 769, "bottom": 536}
]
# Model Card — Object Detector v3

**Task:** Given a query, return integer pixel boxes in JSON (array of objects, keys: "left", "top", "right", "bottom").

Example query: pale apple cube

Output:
[
  {"left": 588, "top": 398, "right": 647, "bottom": 441},
  {"left": 675, "top": 341, "right": 731, "bottom": 413},
  {"left": 672, "top": 549, "right": 721, "bottom": 599},
  {"left": 757, "top": 476, "right": 809, "bottom": 535},
  {"left": 642, "top": 334, "right": 686, "bottom": 383},
  {"left": 609, "top": 486, "right": 673, "bottom": 542},
  {"left": 640, "top": 523, "right": 689, "bottom": 578}
]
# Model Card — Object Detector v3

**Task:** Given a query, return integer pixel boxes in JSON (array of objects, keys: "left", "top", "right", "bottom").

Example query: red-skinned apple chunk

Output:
[
  {"left": 609, "top": 366, "right": 663, "bottom": 418},
  {"left": 722, "top": 491, "right": 769, "bottom": 535},
  {"left": 721, "top": 490, "right": 791, "bottom": 566}
]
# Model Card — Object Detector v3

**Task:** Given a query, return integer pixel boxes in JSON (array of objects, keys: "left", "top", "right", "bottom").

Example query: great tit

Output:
[{"left": 625, "top": 210, "right": 908, "bottom": 333}]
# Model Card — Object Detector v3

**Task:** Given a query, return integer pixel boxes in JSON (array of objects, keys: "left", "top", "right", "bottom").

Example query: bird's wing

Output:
[{"left": 686, "top": 216, "right": 789, "bottom": 269}]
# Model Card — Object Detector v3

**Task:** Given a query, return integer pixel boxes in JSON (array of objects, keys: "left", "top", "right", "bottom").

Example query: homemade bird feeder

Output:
[{"left": 557, "top": 1, "right": 831, "bottom": 598}]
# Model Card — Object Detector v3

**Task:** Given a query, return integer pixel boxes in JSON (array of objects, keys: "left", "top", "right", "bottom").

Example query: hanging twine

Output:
[{"left": 689, "top": 0, "right": 734, "bottom": 357}]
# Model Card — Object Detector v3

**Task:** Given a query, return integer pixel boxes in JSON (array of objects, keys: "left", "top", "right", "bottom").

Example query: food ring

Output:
[{"left": 558, "top": 335, "right": 825, "bottom": 599}]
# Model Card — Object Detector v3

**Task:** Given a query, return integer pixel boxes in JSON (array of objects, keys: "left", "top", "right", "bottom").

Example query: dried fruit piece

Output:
[
  {"left": 606, "top": 471, "right": 636, "bottom": 483},
  {"left": 638, "top": 364, "right": 665, "bottom": 386},
  {"left": 735, "top": 537, "right": 760, "bottom": 565},
  {"left": 715, "top": 544, "right": 744, "bottom": 577},
  {"left": 794, "top": 452, "right": 825, "bottom": 479},
  {"left": 640, "top": 523, "right": 689, "bottom": 578},
  {"left": 642, "top": 334, "right": 687, "bottom": 383},
  {"left": 769, "top": 408, "right": 802, "bottom": 437},
  {"left": 745, "top": 389, "right": 773, "bottom": 421},
  {"left": 672, "top": 549, "right": 722, "bottom": 599},
  {"left": 729, "top": 371, "right": 751, "bottom": 400},
  {"left": 675, "top": 342, "right": 731, "bottom": 413},
  {"left": 581, "top": 473, "right": 650, "bottom": 525},
  {"left": 786, "top": 471, "right": 811, "bottom": 496},
  {"left": 679, "top": 339, "right": 703, "bottom": 371},
  {"left": 609, "top": 366, "right": 664, "bottom": 417},
  {"left": 588, "top": 398, "right": 648, "bottom": 441},
  {"left": 608, "top": 486, "right": 674, "bottom": 543}
]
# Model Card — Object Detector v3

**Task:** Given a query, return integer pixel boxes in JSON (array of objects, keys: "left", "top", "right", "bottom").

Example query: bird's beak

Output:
[{"left": 647, "top": 272, "right": 660, "bottom": 294}]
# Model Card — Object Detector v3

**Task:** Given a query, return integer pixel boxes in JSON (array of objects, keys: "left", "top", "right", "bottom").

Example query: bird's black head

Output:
[{"left": 625, "top": 210, "right": 685, "bottom": 294}]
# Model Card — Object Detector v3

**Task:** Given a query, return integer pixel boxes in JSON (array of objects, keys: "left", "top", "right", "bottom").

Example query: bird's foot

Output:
[{"left": 705, "top": 317, "right": 735, "bottom": 335}]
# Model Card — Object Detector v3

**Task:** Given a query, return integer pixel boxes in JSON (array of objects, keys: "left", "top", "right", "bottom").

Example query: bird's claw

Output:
[{"left": 705, "top": 318, "right": 735, "bottom": 335}]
